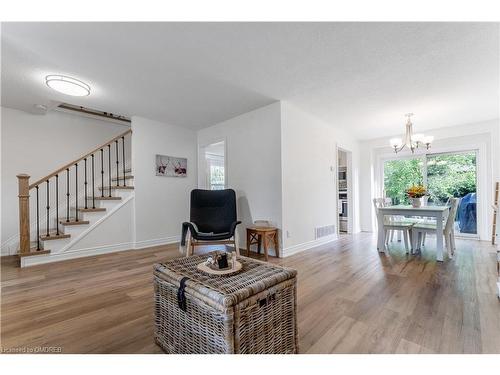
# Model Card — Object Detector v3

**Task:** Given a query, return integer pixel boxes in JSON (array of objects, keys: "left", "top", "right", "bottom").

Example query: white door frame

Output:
[
  {"left": 197, "top": 138, "right": 228, "bottom": 190},
  {"left": 377, "top": 143, "right": 487, "bottom": 240},
  {"left": 336, "top": 145, "right": 354, "bottom": 234}
]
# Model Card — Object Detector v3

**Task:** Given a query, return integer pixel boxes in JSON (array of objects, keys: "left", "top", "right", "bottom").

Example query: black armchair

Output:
[{"left": 181, "top": 189, "right": 241, "bottom": 256}]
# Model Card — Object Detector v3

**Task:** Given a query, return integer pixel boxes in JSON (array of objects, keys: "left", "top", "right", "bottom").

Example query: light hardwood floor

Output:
[{"left": 1, "top": 233, "right": 499, "bottom": 354}]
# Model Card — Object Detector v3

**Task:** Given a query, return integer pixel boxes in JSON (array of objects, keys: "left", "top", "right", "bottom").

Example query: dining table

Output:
[{"left": 376, "top": 204, "right": 451, "bottom": 261}]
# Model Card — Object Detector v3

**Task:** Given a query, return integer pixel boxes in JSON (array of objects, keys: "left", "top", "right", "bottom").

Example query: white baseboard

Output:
[
  {"left": 134, "top": 235, "right": 180, "bottom": 249},
  {"left": 14, "top": 232, "right": 339, "bottom": 266},
  {"left": 281, "top": 234, "right": 338, "bottom": 257},
  {"left": 21, "top": 241, "right": 136, "bottom": 267},
  {"left": 19, "top": 235, "right": 181, "bottom": 267}
]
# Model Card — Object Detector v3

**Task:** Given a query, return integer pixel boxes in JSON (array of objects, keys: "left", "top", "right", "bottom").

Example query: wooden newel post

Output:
[{"left": 17, "top": 174, "right": 31, "bottom": 254}]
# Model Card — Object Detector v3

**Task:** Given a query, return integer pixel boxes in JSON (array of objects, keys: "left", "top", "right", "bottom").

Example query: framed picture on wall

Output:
[{"left": 155, "top": 154, "right": 187, "bottom": 177}]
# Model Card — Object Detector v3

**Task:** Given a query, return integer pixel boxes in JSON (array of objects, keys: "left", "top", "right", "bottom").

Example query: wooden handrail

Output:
[{"left": 29, "top": 129, "right": 132, "bottom": 189}]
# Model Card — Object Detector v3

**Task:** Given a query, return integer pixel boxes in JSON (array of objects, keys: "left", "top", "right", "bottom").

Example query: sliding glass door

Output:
[
  {"left": 383, "top": 150, "right": 478, "bottom": 236},
  {"left": 426, "top": 151, "right": 477, "bottom": 235}
]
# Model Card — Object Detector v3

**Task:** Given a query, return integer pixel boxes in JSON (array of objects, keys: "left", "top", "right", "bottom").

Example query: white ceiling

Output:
[{"left": 1, "top": 22, "right": 499, "bottom": 140}]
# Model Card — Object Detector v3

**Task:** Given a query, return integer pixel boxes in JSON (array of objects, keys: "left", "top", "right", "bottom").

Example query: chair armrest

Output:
[
  {"left": 181, "top": 222, "right": 199, "bottom": 246},
  {"left": 229, "top": 221, "right": 242, "bottom": 236}
]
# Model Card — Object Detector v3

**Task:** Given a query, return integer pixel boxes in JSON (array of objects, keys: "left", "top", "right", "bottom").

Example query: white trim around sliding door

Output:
[{"left": 376, "top": 141, "right": 487, "bottom": 240}]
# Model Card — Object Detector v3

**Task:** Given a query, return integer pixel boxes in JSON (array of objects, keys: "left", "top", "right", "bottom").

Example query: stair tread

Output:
[
  {"left": 19, "top": 248, "right": 51, "bottom": 257},
  {"left": 40, "top": 232, "right": 71, "bottom": 241},
  {"left": 87, "top": 196, "right": 122, "bottom": 200},
  {"left": 112, "top": 175, "right": 134, "bottom": 181},
  {"left": 99, "top": 186, "right": 134, "bottom": 190},
  {"left": 59, "top": 220, "right": 90, "bottom": 226},
  {"left": 79, "top": 207, "right": 106, "bottom": 212}
]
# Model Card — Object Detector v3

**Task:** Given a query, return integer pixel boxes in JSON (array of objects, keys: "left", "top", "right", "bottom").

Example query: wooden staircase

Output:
[{"left": 16, "top": 129, "right": 133, "bottom": 262}]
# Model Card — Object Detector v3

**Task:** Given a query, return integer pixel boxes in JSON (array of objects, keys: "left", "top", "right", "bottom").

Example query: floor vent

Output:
[{"left": 315, "top": 224, "right": 336, "bottom": 239}]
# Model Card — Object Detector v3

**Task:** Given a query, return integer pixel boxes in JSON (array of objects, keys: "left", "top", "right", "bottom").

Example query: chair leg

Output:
[
  {"left": 246, "top": 231, "right": 250, "bottom": 257},
  {"left": 403, "top": 230, "right": 410, "bottom": 254},
  {"left": 263, "top": 233, "right": 269, "bottom": 261},
  {"left": 185, "top": 235, "right": 192, "bottom": 257},
  {"left": 411, "top": 230, "right": 417, "bottom": 254},
  {"left": 417, "top": 232, "right": 422, "bottom": 251},
  {"left": 450, "top": 231, "right": 456, "bottom": 255},
  {"left": 234, "top": 230, "right": 240, "bottom": 256},
  {"left": 422, "top": 232, "right": 426, "bottom": 246},
  {"left": 445, "top": 233, "right": 452, "bottom": 259},
  {"left": 448, "top": 233, "right": 454, "bottom": 258},
  {"left": 384, "top": 229, "right": 389, "bottom": 248},
  {"left": 397, "top": 230, "right": 402, "bottom": 242}
]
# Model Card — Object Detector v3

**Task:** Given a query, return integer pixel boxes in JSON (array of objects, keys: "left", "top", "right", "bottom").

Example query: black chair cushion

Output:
[{"left": 190, "top": 189, "right": 237, "bottom": 234}]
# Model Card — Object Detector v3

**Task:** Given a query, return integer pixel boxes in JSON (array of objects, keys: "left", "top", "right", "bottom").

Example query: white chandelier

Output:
[{"left": 389, "top": 113, "right": 433, "bottom": 153}]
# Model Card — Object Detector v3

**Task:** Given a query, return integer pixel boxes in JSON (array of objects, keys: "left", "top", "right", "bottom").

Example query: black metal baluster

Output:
[
  {"left": 115, "top": 140, "right": 119, "bottom": 186},
  {"left": 75, "top": 163, "right": 79, "bottom": 222},
  {"left": 108, "top": 144, "right": 112, "bottom": 197},
  {"left": 36, "top": 185, "right": 40, "bottom": 250},
  {"left": 84, "top": 158, "right": 88, "bottom": 209},
  {"left": 66, "top": 168, "right": 70, "bottom": 222},
  {"left": 100, "top": 149, "right": 104, "bottom": 197},
  {"left": 122, "top": 136, "right": 126, "bottom": 186},
  {"left": 46, "top": 180, "right": 50, "bottom": 237},
  {"left": 91, "top": 154, "right": 95, "bottom": 209},
  {"left": 55, "top": 174, "right": 59, "bottom": 235}
]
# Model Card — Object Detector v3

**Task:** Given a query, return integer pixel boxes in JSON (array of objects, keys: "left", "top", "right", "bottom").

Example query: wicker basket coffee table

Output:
[{"left": 154, "top": 252, "right": 298, "bottom": 354}]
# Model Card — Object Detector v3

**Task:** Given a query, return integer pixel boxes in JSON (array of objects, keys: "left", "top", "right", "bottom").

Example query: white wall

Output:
[
  {"left": 71, "top": 197, "right": 134, "bottom": 251},
  {"left": 131, "top": 116, "right": 197, "bottom": 247},
  {"left": 197, "top": 102, "right": 282, "bottom": 252},
  {"left": 197, "top": 101, "right": 363, "bottom": 257},
  {"left": 280, "top": 102, "right": 360, "bottom": 255},
  {"left": 1, "top": 106, "right": 129, "bottom": 255},
  {"left": 359, "top": 119, "right": 500, "bottom": 241}
]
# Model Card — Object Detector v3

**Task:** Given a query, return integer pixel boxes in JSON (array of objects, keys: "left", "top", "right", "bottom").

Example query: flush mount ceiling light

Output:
[
  {"left": 389, "top": 113, "right": 433, "bottom": 154},
  {"left": 45, "top": 75, "right": 90, "bottom": 96}
]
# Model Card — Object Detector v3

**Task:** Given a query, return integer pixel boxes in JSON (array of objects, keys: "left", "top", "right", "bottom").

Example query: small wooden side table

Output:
[{"left": 246, "top": 226, "right": 279, "bottom": 261}]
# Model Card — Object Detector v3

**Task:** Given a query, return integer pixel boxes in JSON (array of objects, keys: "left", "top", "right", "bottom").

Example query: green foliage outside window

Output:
[
  {"left": 427, "top": 153, "right": 476, "bottom": 204},
  {"left": 383, "top": 152, "right": 476, "bottom": 205},
  {"left": 384, "top": 159, "right": 423, "bottom": 205}
]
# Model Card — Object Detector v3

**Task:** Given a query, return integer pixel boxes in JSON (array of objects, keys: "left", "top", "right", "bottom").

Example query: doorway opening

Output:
[
  {"left": 201, "top": 141, "right": 226, "bottom": 190},
  {"left": 337, "top": 148, "right": 352, "bottom": 234}
]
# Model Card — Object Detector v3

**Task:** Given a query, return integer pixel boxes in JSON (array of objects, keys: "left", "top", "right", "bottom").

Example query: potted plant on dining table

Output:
[{"left": 406, "top": 185, "right": 427, "bottom": 208}]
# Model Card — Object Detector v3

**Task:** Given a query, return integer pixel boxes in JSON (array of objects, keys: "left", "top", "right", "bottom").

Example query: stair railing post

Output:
[{"left": 17, "top": 174, "right": 31, "bottom": 255}]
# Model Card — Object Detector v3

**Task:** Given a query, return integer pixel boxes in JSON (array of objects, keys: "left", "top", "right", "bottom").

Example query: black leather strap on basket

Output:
[{"left": 177, "top": 277, "right": 190, "bottom": 311}]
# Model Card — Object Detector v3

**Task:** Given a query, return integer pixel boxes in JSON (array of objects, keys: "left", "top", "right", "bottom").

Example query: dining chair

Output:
[
  {"left": 411, "top": 198, "right": 460, "bottom": 258},
  {"left": 413, "top": 197, "right": 451, "bottom": 246},
  {"left": 373, "top": 198, "right": 414, "bottom": 253}
]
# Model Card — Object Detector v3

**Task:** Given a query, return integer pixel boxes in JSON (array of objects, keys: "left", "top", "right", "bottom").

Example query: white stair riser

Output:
[
  {"left": 99, "top": 200, "right": 122, "bottom": 210},
  {"left": 41, "top": 237, "right": 71, "bottom": 252},
  {"left": 61, "top": 224, "right": 89, "bottom": 236},
  {"left": 80, "top": 211, "right": 107, "bottom": 222},
  {"left": 114, "top": 190, "right": 134, "bottom": 199},
  {"left": 32, "top": 240, "right": 47, "bottom": 250}
]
